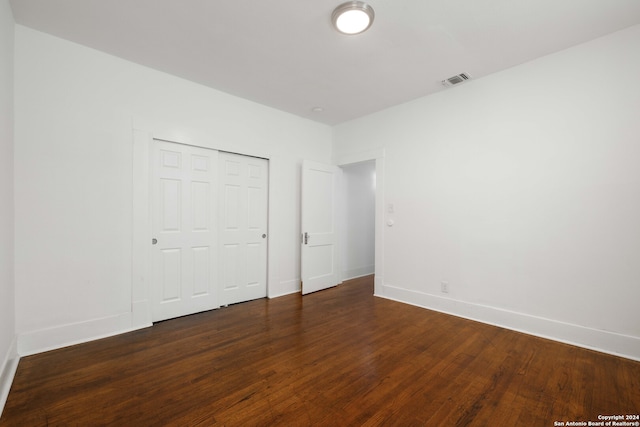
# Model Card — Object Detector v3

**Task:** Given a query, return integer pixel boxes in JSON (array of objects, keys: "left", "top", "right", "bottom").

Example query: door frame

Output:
[
  {"left": 131, "top": 120, "right": 274, "bottom": 328},
  {"left": 335, "top": 148, "right": 385, "bottom": 296}
]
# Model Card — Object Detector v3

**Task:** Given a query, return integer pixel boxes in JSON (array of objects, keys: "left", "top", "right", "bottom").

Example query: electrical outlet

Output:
[{"left": 441, "top": 281, "right": 449, "bottom": 293}]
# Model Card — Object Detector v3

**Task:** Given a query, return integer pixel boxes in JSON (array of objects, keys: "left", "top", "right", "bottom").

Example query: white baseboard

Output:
[
  {"left": 341, "top": 265, "right": 375, "bottom": 282},
  {"left": 0, "top": 336, "right": 19, "bottom": 417},
  {"left": 269, "top": 278, "right": 301, "bottom": 299},
  {"left": 381, "top": 284, "right": 640, "bottom": 362},
  {"left": 17, "top": 312, "right": 151, "bottom": 357}
]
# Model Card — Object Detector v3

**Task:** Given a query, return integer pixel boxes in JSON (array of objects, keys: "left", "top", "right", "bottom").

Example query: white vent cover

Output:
[{"left": 442, "top": 73, "right": 472, "bottom": 87}]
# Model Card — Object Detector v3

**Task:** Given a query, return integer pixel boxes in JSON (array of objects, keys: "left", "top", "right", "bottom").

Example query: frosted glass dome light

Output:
[{"left": 332, "top": 2, "right": 375, "bottom": 35}]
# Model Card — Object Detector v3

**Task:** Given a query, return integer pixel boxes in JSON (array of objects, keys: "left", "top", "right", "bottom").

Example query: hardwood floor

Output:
[{"left": 2, "top": 275, "right": 639, "bottom": 426}]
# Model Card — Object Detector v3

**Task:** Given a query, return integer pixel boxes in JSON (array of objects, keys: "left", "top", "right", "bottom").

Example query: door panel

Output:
[
  {"left": 160, "top": 248, "right": 181, "bottom": 301},
  {"left": 219, "top": 152, "right": 268, "bottom": 305},
  {"left": 191, "top": 182, "right": 210, "bottom": 231},
  {"left": 192, "top": 246, "right": 210, "bottom": 296},
  {"left": 222, "top": 243, "right": 240, "bottom": 290},
  {"left": 224, "top": 185, "right": 240, "bottom": 229},
  {"left": 301, "top": 160, "right": 339, "bottom": 295},
  {"left": 160, "top": 179, "right": 181, "bottom": 231}
]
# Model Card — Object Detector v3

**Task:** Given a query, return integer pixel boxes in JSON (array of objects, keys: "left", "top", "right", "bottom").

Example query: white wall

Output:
[
  {"left": 333, "top": 25, "right": 640, "bottom": 360},
  {"left": 9, "top": 16, "right": 640, "bottom": 364},
  {"left": 0, "top": 0, "right": 17, "bottom": 413},
  {"left": 340, "top": 161, "right": 375, "bottom": 280},
  {"left": 14, "top": 26, "right": 332, "bottom": 354}
]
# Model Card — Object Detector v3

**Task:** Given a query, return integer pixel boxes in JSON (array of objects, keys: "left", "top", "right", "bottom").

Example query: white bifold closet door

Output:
[
  {"left": 151, "top": 140, "right": 219, "bottom": 322},
  {"left": 218, "top": 151, "right": 269, "bottom": 306},
  {"left": 151, "top": 141, "right": 268, "bottom": 322}
]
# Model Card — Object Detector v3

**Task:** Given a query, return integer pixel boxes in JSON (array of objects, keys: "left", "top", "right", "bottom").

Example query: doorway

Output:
[
  {"left": 340, "top": 160, "right": 376, "bottom": 282},
  {"left": 299, "top": 156, "right": 382, "bottom": 295},
  {"left": 335, "top": 148, "right": 385, "bottom": 296}
]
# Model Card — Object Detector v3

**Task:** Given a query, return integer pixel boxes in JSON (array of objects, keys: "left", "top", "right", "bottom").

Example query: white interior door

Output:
[
  {"left": 301, "top": 160, "right": 339, "bottom": 295},
  {"left": 151, "top": 140, "right": 218, "bottom": 322},
  {"left": 219, "top": 152, "right": 269, "bottom": 305}
]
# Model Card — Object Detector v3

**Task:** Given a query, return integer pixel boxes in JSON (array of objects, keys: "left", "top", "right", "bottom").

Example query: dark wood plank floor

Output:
[{"left": 2, "top": 275, "right": 639, "bottom": 426}]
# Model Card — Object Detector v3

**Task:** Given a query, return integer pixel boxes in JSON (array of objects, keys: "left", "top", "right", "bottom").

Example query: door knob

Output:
[
  {"left": 152, "top": 238, "right": 158, "bottom": 245},
  {"left": 262, "top": 234, "right": 267, "bottom": 238}
]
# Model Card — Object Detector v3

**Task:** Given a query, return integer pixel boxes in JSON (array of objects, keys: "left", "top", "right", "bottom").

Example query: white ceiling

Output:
[{"left": 9, "top": 0, "right": 640, "bottom": 125}]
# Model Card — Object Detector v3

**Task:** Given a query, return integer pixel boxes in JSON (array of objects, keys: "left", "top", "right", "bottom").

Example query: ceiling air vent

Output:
[{"left": 442, "top": 73, "right": 472, "bottom": 87}]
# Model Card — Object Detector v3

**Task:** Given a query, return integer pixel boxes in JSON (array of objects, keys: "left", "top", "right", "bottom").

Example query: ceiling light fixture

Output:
[{"left": 332, "top": 1, "right": 375, "bottom": 35}]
